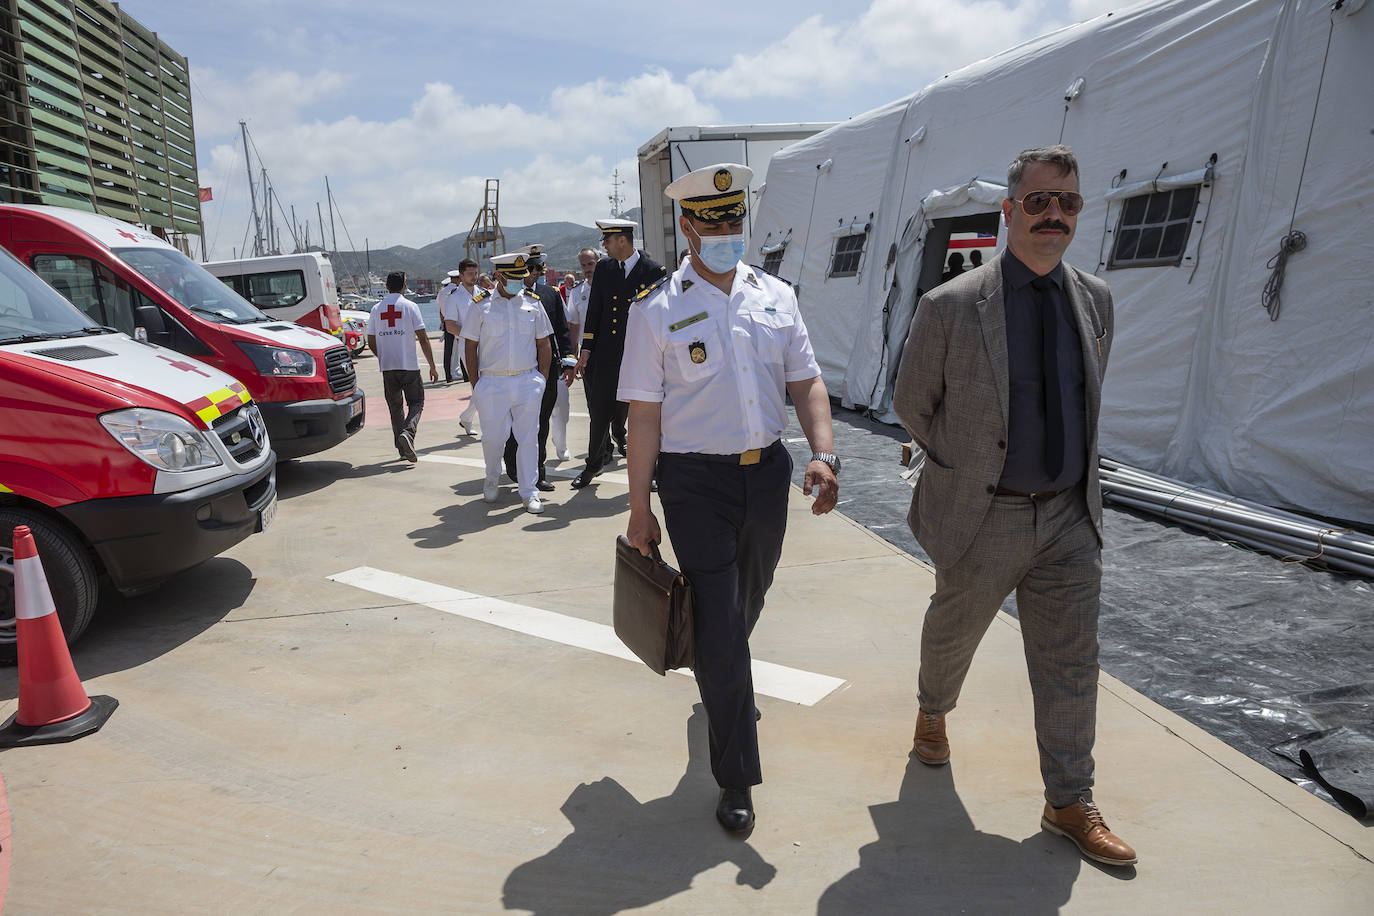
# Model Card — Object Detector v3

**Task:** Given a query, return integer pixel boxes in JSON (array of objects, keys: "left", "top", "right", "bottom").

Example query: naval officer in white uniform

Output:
[
  {"left": 619, "top": 163, "right": 840, "bottom": 833},
  {"left": 444, "top": 258, "right": 483, "bottom": 435},
  {"left": 463, "top": 252, "right": 554, "bottom": 513}
]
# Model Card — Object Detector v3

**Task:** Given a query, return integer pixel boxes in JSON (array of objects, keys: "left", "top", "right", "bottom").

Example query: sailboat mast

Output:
[{"left": 240, "top": 120, "right": 262, "bottom": 257}]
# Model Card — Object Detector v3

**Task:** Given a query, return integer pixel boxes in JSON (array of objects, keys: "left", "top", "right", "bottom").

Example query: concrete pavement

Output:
[{"left": 0, "top": 354, "right": 1369, "bottom": 913}]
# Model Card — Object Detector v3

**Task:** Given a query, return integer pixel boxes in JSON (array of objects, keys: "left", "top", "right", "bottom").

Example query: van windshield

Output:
[
  {"left": 115, "top": 247, "right": 268, "bottom": 325},
  {"left": 0, "top": 246, "right": 102, "bottom": 342}
]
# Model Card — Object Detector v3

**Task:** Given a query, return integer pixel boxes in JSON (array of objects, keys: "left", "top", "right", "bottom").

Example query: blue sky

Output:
[{"left": 120, "top": 0, "right": 1122, "bottom": 260}]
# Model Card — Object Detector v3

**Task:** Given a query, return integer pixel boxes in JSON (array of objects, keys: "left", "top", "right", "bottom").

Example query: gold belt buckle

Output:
[{"left": 739, "top": 448, "right": 761, "bottom": 466}]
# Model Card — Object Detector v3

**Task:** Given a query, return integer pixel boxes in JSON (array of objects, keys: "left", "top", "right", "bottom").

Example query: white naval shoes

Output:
[
  {"left": 459, "top": 420, "right": 478, "bottom": 438},
  {"left": 483, "top": 483, "right": 499, "bottom": 504},
  {"left": 557, "top": 449, "right": 572, "bottom": 461},
  {"left": 524, "top": 496, "right": 544, "bottom": 514}
]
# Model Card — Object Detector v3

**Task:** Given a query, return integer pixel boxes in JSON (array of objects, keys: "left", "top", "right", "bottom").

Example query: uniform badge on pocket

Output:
[{"left": 689, "top": 340, "right": 707, "bottom": 364}]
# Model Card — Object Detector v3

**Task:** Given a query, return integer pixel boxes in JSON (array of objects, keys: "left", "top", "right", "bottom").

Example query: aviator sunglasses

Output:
[{"left": 1013, "top": 190, "right": 1085, "bottom": 216}]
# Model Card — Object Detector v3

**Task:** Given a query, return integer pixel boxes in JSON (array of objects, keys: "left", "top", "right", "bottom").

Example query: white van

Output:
[{"left": 202, "top": 252, "right": 341, "bottom": 335}]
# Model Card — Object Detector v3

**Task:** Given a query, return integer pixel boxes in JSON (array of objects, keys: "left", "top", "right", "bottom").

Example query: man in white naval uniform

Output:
[
  {"left": 463, "top": 252, "right": 553, "bottom": 513},
  {"left": 435, "top": 269, "right": 460, "bottom": 383},
  {"left": 620, "top": 163, "right": 840, "bottom": 834},
  {"left": 444, "top": 258, "right": 483, "bottom": 436},
  {"left": 554, "top": 247, "right": 598, "bottom": 461}
]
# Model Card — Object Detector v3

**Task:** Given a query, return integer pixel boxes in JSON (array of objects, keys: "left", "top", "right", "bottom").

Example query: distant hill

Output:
[{"left": 330, "top": 208, "right": 644, "bottom": 286}]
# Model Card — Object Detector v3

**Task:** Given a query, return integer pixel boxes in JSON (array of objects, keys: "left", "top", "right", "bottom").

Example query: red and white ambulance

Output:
[
  {"left": 0, "top": 205, "right": 365, "bottom": 460},
  {"left": 0, "top": 244, "right": 276, "bottom": 660}
]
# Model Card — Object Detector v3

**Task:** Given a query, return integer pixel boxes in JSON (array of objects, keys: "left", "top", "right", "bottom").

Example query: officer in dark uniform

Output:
[
  {"left": 620, "top": 163, "right": 840, "bottom": 834},
  {"left": 504, "top": 246, "right": 573, "bottom": 491},
  {"left": 571, "top": 218, "right": 666, "bottom": 489}
]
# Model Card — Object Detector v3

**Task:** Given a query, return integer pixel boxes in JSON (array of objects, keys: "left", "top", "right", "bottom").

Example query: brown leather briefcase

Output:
[{"left": 613, "top": 536, "right": 694, "bottom": 675}]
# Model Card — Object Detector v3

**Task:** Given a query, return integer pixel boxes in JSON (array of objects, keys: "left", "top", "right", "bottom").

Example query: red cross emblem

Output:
[
  {"left": 158, "top": 354, "right": 211, "bottom": 376},
  {"left": 380, "top": 303, "right": 404, "bottom": 328},
  {"left": 116, "top": 229, "right": 140, "bottom": 242}
]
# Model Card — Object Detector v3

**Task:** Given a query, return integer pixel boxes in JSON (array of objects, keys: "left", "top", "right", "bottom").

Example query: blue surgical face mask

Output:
[
  {"left": 502, "top": 278, "right": 519, "bottom": 295},
  {"left": 689, "top": 225, "right": 746, "bottom": 274}
]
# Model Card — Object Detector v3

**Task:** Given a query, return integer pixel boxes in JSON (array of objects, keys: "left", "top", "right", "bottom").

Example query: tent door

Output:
[{"left": 918, "top": 213, "right": 1002, "bottom": 296}]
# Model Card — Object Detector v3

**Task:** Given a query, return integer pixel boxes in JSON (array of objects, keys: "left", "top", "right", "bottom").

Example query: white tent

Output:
[{"left": 749, "top": 0, "right": 1373, "bottom": 523}]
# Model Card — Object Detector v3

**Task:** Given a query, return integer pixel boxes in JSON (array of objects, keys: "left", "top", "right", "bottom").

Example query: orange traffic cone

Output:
[{"left": 0, "top": 526, "right": 116, "bottom": 747}]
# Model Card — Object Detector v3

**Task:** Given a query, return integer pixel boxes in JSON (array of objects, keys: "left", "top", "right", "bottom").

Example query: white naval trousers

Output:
[
  {"left": 551, "top": 375, "right": 570, "bottom": 458},
  {"left": 473, "top": 369, "right": 544, "bottom": 498}
]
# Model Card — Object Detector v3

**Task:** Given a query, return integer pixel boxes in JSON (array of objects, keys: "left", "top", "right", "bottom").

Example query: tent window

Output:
[
  {"left": 829, "top": 232, "right": 867, "bottom": 278},
  {"left": 761, "top": 247, "right": 785, "bottom": 276},
  {"left": 1109, "top": 186, "right": 1199, "bottom": 268}
]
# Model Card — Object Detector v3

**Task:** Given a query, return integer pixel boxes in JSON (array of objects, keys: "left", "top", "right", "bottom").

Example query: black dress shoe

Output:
[
  {"left": 616, "top": 440, "right": 627, "bottom": 457},
  {"left": 535, "top": 479, "right": 555, "bottom": 492},
  {"left": 716, "top": 787, "right": 754, "bottom": 833},
  {"left": 570, "top": 468, "right": 599, "bottom": 489},
  {"left": 755, "top": 706, "right": 762, "bottom": 721}
]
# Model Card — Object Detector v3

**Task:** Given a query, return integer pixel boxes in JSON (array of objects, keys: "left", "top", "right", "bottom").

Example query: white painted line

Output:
[
  {"left": 418, "top": 453, "right": 629, "bottom": 484},
  {"left": 329, "top": 566, "right": 847, "bottom": 706}
]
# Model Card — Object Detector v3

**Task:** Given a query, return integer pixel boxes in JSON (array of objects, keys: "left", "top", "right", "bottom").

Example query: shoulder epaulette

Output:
[
  {"left": 633, "top": 275, "right": 669, "bottom": 302},
  {"left": 471, "top": 289, "right": 490, "bottom": 302}
]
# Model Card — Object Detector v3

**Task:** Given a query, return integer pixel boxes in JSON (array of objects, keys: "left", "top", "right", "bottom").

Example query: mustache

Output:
[{"left": 1032, "top": 219, "right": 1072, "bottom": 233}]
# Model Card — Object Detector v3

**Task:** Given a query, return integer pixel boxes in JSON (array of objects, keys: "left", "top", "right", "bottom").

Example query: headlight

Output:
[
  {"left": 100, "top": 408, "right": 223, "bottom": 471},
  {"left": 236, "top": 341, "right": 316, "bottom": 377}
]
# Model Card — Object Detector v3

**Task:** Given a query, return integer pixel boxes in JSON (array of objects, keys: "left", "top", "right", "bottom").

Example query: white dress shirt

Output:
[
  {"left": 367, "top": 294, "right": 427, "bottom": 371},
  {"left": 618, "top": 261, "right": 820, "bottom": 455},
  {"left": 619, "top": 249, "right": 640, "bottom": 278},
  {"left": 462, "top": 288, "right": 554, "bottom": 373}
]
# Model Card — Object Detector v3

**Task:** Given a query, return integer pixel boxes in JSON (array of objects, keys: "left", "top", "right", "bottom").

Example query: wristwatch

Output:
[{"left": 810, "top": 452, "right": 841, "bottom": 476}]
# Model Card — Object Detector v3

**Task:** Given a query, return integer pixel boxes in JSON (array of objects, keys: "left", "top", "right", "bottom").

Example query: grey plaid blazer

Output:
[{"left": 893, "top": 255, "right": 1114, "bottom": 569}]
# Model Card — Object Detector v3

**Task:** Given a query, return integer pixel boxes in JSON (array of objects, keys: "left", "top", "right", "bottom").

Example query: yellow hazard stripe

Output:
[
  {"left": 192, "top": 386, "right": 253, "bottom": 425},
  {"left": 0, "top": 483, "right": 11, "bottom": 493}
]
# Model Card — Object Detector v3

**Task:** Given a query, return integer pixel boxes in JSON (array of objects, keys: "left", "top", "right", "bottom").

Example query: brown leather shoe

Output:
[
  {"left": 911, "top": 709, "right": 949, "bottom": 766},
  {"left": 1041, "top": 800, "right": 1138, "bottom": 866}
]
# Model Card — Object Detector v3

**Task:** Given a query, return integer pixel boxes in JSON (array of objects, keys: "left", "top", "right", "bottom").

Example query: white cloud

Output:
[
  {"left": 687, "top": 0, "right": 1063, "bottom": 100},
  {"left": 196, "top": 68, "right": 715, "bottom": 257},
  {"left": 192, "top": 67, "right": 352, "bottom": 138}
]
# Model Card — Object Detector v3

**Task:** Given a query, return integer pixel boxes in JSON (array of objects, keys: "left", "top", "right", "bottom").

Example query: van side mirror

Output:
[{"left": 135, "top": 304, "right": 169, "bottom": 344}]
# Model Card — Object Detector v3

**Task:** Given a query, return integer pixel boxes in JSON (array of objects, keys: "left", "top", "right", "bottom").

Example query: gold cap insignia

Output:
[
  {"left": 513, "top": 255, "right": 526, "bottom": 268},
  {"left": 713, "top": 169, "right": 732, "bottom": 192}
]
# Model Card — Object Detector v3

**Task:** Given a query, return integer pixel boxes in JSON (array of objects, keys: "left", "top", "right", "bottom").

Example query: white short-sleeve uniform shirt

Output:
[
  {"left": 436, "top": 282, "right": 456, "bottom": 325},
  {"left": 367, "top": 293, "right": 427, "bottom": 371},
  {"left": 461, "top": 288, "right": 554, "bottom": 373},
  {"left": 564, "top": 278, "right": 591, "bottom": 330},
  {"left": 618, "top": 261, "right": 821, "bottom": 455},
  {"left": 443, "top": 283, "right": 478, "bottom": 329}
]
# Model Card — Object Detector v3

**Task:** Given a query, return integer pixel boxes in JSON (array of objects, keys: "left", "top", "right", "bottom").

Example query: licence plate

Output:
[
  {"left": 349, "top": 398, "right": 363, "bottom": 419},
  {"left": 258, "top": 495, "right": 278, "bottom": 533}
]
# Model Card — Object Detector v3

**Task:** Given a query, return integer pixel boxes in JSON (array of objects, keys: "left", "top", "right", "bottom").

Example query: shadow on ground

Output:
[
  {"left": 502, "top": 707, "right": 776, "bottom": 914},
  {"left": 818, "top": 758, "right": 1120, "bottom": 914},
  {"left": 0, "top": 557, "right": 255, "bottom": 698}
]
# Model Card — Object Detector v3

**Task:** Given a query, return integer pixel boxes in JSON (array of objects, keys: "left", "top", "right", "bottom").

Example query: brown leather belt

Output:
[{"left": 995, "top": 486, "right": 1064, "bottom": 501}]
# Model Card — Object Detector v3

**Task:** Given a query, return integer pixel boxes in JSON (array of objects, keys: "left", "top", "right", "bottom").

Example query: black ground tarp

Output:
[{"left": 781, "top": 404, "right": 1374, "bottom": 821}]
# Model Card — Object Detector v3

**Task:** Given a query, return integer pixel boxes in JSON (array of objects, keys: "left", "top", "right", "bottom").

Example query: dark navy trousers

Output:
[{"left": 656, "top": 440, "right": 792, "bottom": 788}]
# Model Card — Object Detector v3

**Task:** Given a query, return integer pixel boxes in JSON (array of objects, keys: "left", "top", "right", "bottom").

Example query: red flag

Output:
[{"left": 198, "top": 187, "right": 213, "bottom": 202}]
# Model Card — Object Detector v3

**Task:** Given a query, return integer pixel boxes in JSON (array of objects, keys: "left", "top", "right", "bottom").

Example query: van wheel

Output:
[{"left": 0, "top": 510, "right": 99, "bottom": 666}]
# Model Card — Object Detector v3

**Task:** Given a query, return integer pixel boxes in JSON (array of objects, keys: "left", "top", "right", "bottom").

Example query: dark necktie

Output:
[
  {"left": 1031, "top": 275, "right": 1065, "bottom": 479},
  {"left": 617, "top": 261, "right": 626, "bottom": 282}
]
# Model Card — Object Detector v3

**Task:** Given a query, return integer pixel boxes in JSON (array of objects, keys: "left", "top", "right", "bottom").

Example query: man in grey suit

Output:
[{"left": 893, "top": 145, "right": 1136, "bottom": 867}]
